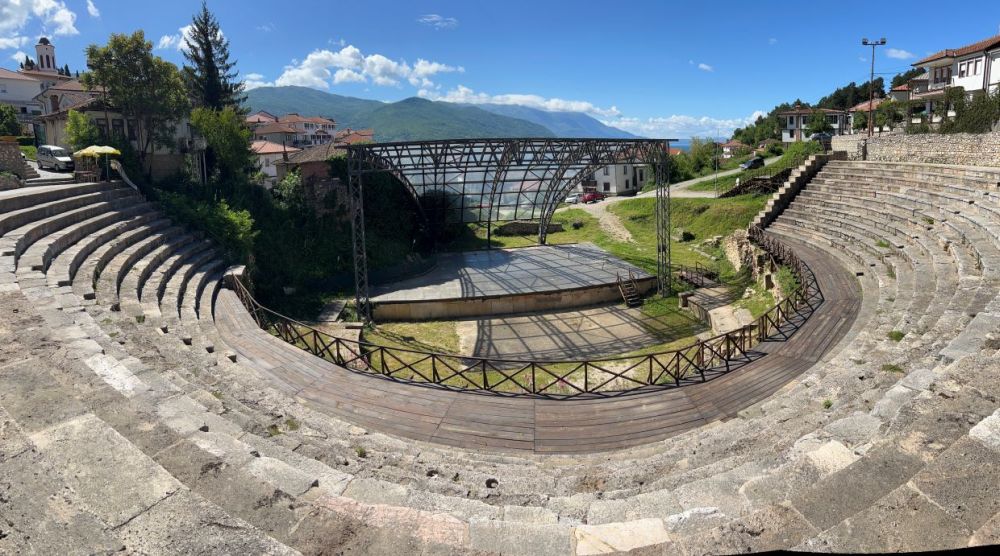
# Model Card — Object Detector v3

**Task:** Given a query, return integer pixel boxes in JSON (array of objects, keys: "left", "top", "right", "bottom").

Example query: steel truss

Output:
[{"left": 347, "top": 138, "right": 675, "bottom": 321}]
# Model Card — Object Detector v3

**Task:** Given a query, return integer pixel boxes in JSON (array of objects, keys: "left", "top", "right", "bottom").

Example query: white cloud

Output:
[
  {"left": 418, "top": 85, "right": 621, "bottom": 118},
  {"left": 243, "top": 72, "right": 274, "bottom": 90},
  {"left": 10, "top": 50, "right": 31, "bottom": 63},
  {"left": 768, "top": 37, "right": 778, "bottom": 45},
  {"left": 333, "top": 68, "right": 365, "bottom": 84},
  {"left": 157, "top": 24, "right": 223, "bottom": 53},
  {"left": 885, "top": 48, "right": 914, "bottom": 60},
  {"left": 697, "top": 63, "right": 713, "bottom": 72},
  {"left": 0, "top": 36, "right": 27, "bottom": 49},
  {"left": 417, "top": 14, "right": 458, "bottom": 30},
  {"left": 86, "top": 0, "right": 99, "bottom": 18},
  {"left": 256, "top": 23, "right": 273, "bottom": 32},
  {"left": 273, "top": 45, "right": 461, "bottom": 90},
  {"left": 0, "top": 0, "right": 78, "bottom": 41},
  {"left": 602, "top": 110, "right": 765, "bottom": 139}
]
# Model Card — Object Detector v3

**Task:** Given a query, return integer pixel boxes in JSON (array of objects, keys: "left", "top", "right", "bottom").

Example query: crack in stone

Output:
[{"left": 110, "top": 488, "right": 181, "bottom": 531}]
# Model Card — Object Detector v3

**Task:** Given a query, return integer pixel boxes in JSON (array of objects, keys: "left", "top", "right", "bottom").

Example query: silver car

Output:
[
  {"left": 36, "top": 145, "right": 75, "bottom": 171},
  {"left": 565, "top": 193, "right": 582, "bottom": 204}
]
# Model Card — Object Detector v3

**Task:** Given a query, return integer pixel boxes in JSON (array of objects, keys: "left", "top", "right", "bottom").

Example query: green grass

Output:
[
  {"left": 876, "top": 239, "right": 891, "bottom": 249},
  {"left": 365, "top": 320, "right": 461, "bottom": 355},
  {"left": 922, "top": 216, "right": 935, "bottom": 225},
  {"left": 19, "top": 145, "right": 36, "bottom": 160},
  {"left": 688, "top": 142, "right": 821, "bottom": 193},
  {"left": 881, "top": 363, "right": 904, "bottom": 373},
  {"left": 822, "top": 399, "right": 833, "bottom": 410},
  {"left": 887, "top": 330, "right": 905, "bottom": 342},
  {"left": 445, "top": 209, "right": 604, "bottom": 251}
]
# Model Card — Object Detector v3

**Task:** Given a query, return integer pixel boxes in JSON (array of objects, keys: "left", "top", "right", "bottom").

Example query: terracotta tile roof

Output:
[
  {"left": 251, "top": 140, "right": 301, "bottom": 155},
  {"left": 848, "top": 98, "right": 885, "bottom": 113},
  {"left": 721, "top": 139, "right": 748, "bottom": 148},
  {"left": 0, "top": 67, "right": 40, "bottom": 82},
  {"left": 285, "top": 142, "right": 345, "bottom": 164},
  {"left": 36, "top": 96, "right": 102, "bottom": 120},
  {"left": 17, "top": 69, "right": 72, "bottom": 81},
  {"left": 913, "top": 34, "right": 1000, "bottom": 66},
  {"left": 276, "top": 113, "right": 335, "bottom": 125},
  {"left": 334, "top": 128, "right": 374, "bottom": 144},
  {"left": 253, "top": 123, "right": 297, "bottom": 135},
  {"left": 891, "top": 84, "right": 910, "bottom": 91}
]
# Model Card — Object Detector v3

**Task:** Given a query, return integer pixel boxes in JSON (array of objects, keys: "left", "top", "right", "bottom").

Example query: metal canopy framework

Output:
[{"left": 347, "top": 138, "right": 674, "bottom": 321}]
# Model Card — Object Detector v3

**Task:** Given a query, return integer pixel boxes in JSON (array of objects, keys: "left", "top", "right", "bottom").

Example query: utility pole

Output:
[{"left": 862, "top": 37, "right": 886, "bottom": 137}]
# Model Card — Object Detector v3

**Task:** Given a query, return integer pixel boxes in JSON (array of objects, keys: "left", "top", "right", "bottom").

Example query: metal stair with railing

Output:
[{"left": 616, "top": 269, "right": 642, "bottom": 307}]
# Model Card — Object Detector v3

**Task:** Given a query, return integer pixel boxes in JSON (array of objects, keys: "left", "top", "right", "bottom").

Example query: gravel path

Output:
[{"left": 557, "top": 157, "right": 781, "bottom": 240}]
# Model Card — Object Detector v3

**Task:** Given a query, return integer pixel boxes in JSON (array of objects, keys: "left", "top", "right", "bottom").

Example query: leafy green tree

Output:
[
  {"left": 182, "top": 2, "right": 245, "bottom": 111},
  {"left": 190, "top": 106, "right": 255, "bottom": 195},
  {"left": 891, "top": 68, "right": 924, "bottom": 90},
  {"left": 65, "top": 110, "right": 101, "bottom": 150},
  {"left": 82, "top": 31, "right": 189, "bottom": 177},
  {"left": 853, "top": 110, "right": 870, "bottom": 132},
  {"left": 875, "top": 101, "right": 905, "bottom": 131},
  {"left": 0, "top": 104, "right": 20, "bottom": 136},
  {"left": 806, "top": 110, "right": 834, "bottom": 136}
]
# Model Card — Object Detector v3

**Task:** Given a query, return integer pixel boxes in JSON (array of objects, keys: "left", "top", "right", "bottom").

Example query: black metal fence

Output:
[{"left": 228, "top": 226, "right": 822, "bottom": 399}]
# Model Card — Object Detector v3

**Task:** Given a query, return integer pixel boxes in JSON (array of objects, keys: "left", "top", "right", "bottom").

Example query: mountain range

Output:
[{"left": 244, "top": 86, "right": 636, "bottom": 142}]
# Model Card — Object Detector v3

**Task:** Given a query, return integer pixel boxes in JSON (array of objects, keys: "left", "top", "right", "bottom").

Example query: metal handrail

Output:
[{"left": 227, "top": 227, "right": 822, "bottom": 399}]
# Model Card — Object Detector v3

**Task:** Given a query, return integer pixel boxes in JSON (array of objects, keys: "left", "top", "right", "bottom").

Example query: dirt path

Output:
[{"left": 570, "top": 201, "right": 633, "bottom": 242}]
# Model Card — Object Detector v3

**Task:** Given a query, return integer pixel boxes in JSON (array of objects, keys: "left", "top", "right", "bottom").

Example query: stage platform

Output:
[{"left": 371, "top": 243, "right": 656, "bottom": 320}]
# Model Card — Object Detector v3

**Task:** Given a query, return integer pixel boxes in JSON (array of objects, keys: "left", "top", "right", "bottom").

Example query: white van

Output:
[{"left": 36, "top": 145, "right": 75, "bottom": 172}]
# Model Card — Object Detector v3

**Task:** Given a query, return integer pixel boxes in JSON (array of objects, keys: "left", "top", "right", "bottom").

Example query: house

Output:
[
  {"left": 36, "top": 96, "right": 190, "bottom": 180},
  {"left": 0, "top": 68, "right": 44, "bottom": 134},
  {"left": 246, "top": 110, "right": 277, "bottom": 126},
  {"left": 579, "top": 163, "right": 649, "bottom": 196},
  {"left": 720, "top": 139, "right": 750, "bottom": 159},
  {"left": 251, "top": 140, "right": 300, "bottom": 184},
  {"left": 334, "top": 128, "right": 374, "bottom": 145},
  {"left": 776, "top": 105, "right": 848, "bottom": 143},
  {"left": 252, "top": 122, "right": 297, "bottom": 146},
  {"left": 889, "top": 84, "right": 910, "bottom": 102},
  {"left": 847, "top": 98, "right": 889, "bottom": 134},
  {"left": 906, "top": 34, "right": 1000, "bottom": 125},
  {"left": 1, "top": 38, "right": 76, "bottom": 136}
]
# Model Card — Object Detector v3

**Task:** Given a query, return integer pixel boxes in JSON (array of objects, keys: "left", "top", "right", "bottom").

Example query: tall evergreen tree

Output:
[{"left": 182, "top": 2, "right": 245, "bottom": 111}]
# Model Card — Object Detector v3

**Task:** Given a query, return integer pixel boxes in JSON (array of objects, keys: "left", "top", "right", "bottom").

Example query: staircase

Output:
[{"left": 617, "top": 269, "right": 642, "bottom": 307}]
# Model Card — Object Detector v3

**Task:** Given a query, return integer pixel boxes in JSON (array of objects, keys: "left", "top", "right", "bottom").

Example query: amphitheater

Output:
[{"left": 2, "top": 141, "right": 1000, "bottom": 554}]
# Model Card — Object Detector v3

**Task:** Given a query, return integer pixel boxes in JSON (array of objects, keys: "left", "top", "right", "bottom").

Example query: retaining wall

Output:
[{"left": 831, "top": 131, "right": 1000, "bottom": 166}]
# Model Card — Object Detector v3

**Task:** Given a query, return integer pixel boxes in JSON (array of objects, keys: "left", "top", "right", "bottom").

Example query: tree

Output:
[
  {"left": 0, "top": 104, "right": 20, "bottom": 136},
  {"left": 852, "top": 110, "right": 870, "bottom": 132},
  {"left": 891, "top": 68, "right": 923, "bottom": 90},
  {"left": 182, "top": 2, "right": 245, "bottom": 111},
  {"left": 82, "top": 31, "right": 189, "bottom": 177},
  {"left": 190, "top": 106, "right": 255, "bottom": 194},
  {"left": 806, "top": 110, "right": 834, "bottom": 136},
  {"left": 63, "top": 63, "right": 70, "bottom": 76},
  {"left": 65, "top": 110, "right": 101, "bottom": 150}
]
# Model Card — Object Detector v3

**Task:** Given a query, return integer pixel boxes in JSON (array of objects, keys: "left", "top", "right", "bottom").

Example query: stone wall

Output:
[
  {"left": 832, "top": 131, "right": 1000, "bottom": 166},
  {"left": 0, "top": 173, "right": 21, "bottom": 191},
  {"left": 752, "top": 152, "right": 846, "bottom": 229},
  {"left": 0, "top": 141, "right": 29, "bottom": 179}
]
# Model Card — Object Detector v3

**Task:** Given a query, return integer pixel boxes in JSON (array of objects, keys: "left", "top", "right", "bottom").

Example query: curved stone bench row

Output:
[{"left": 1, "top": 172, "right": 997, "bottom": 554}]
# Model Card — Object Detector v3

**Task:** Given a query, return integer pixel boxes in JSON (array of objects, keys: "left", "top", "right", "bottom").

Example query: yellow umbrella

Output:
[
  {"left": 73, "top": 145, "right": 121, "bottom": 158},
  {"left": 73, "top": 145, "right": 121, "bottom": 181}
]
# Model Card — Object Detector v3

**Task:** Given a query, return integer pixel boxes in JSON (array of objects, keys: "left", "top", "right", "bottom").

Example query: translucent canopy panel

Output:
[{"left": 347, "top": 138, "right": 670, "bottom": 224}]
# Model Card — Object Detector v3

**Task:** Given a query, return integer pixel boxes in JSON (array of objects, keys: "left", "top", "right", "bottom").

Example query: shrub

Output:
[
  {"left": 571, "top": 219, "right": 584, "bottom": 230},
  {"left": 887, "top": 330, "right": 905, "bottom": 342},
  {"left": 881, "top": 363, "right": 904, "bottom": 373},
  {"left": 15, "top": 136, "right": 34, "bottom": 146},
  {"left": 153, "top": 189, "right": 257, "bottom": 262}
]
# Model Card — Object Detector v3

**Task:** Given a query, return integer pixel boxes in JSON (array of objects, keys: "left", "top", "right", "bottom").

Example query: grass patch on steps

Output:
[
  {"left": 875, "top": 239, "right": 891, "bottom": 249},
  {"left": 888, "top": 330, "right": 905, "bottom": 342},
  {"left": 881, "top": 363, "right": 904, "bottom": 373}
]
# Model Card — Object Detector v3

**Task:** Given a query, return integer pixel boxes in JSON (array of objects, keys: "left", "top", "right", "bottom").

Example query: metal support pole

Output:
[
  {"left": 348, "top": 153, "right": 372, "bottom": 323},
  {"left": 655, "top": 141, "right": 673, "bottom": 297}
]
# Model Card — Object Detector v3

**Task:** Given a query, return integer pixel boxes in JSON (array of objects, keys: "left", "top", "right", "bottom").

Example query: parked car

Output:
[
  {"left": 581, "top": 191, "right": 606, "bottom": 203},
  {"left": 740, "top": 156, "right": 765, "bottom": 170},
  {"left": 565, "top": 192, "right": 582, "bottom": 204},
  {"left": 36, "top": 145, "right": 74, "bottom": 171},
  {"left": 810, "top": 132, "right": 833, "bottom": 149}
]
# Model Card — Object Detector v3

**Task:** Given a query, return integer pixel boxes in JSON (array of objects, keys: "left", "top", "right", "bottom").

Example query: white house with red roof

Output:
[
  {"left": 252, "top": 140, "right": 301, "bottom": 184},
  {"left": 246, "top": 112, "right": 337, "bottom": 147},
  {"left": 776, "top": 105, "right": 848, "bottom": 143},
  {"left": 904, "top": 34, "right": 1000, "bottom": 125}
]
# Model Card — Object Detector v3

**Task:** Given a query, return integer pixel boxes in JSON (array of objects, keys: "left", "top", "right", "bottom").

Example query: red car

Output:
[{"left": 581, "top": 192, "right": 606, "bottom": 203}]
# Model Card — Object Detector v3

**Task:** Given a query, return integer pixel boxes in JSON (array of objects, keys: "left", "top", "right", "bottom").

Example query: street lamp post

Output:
[{"left": 862, "top": 37, "right": 886, "bottom": 137}]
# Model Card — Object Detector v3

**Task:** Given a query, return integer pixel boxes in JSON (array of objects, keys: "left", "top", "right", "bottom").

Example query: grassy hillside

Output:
[
  {"left": 245, "top": 87, "right": 554, "bottom": 141},
  {"left": 472, "top": 104, "right": 638, "bottom": 138}
]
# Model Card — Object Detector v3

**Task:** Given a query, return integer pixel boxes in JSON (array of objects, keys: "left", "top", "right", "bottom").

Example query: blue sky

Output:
[{"left": 2, "top": 0, "right": 1000, "bottom": 138}]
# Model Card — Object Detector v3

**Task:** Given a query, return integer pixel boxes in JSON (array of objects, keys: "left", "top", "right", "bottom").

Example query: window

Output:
[
  {"left": 0, "top": 83, "right": 6, "bottom": 93},
  {"left": 127, "top": 119, "right": 137, "bottom": 140},
  {"left": 96, "top": 119, "right": 108, "bottom": 139},
  {"left": 625, "top": 179, "right": 630, "bottom": 189},
  {"left": 788, "top": 116, "right": 795, "bottom": 127},
  {"left": 603, "top": 167, "right": 609, "bottom": 176},
  {"left": 603, "top": 182, "right": 610, "bottom": 192},
  {"left": 112, "top": 118, "right": 125, "bottom": 139},
  {"left": 639, "top": 170, "right": 644, "bottom": 182},
  {"left": 623, "top": 166, "right": 628, "bottom": 175}
]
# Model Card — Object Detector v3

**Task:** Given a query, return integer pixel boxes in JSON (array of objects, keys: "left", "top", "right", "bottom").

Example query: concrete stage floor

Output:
[{"left": 371, "top": 243, "right": 651, "bottom": 302}]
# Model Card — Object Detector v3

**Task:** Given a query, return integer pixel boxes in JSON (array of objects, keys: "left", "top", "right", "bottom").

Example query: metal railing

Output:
[
  {"left": 675, "top": 262, "right": 718, "bottom": 288},
  {"left": 227, "top": 227, "right": 823, "bottom": 399}
]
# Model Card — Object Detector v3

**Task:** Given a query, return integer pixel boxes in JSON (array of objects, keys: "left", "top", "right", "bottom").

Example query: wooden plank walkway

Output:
[{"left": 214, "top": 235, "right": 862, "bottom": 454}]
